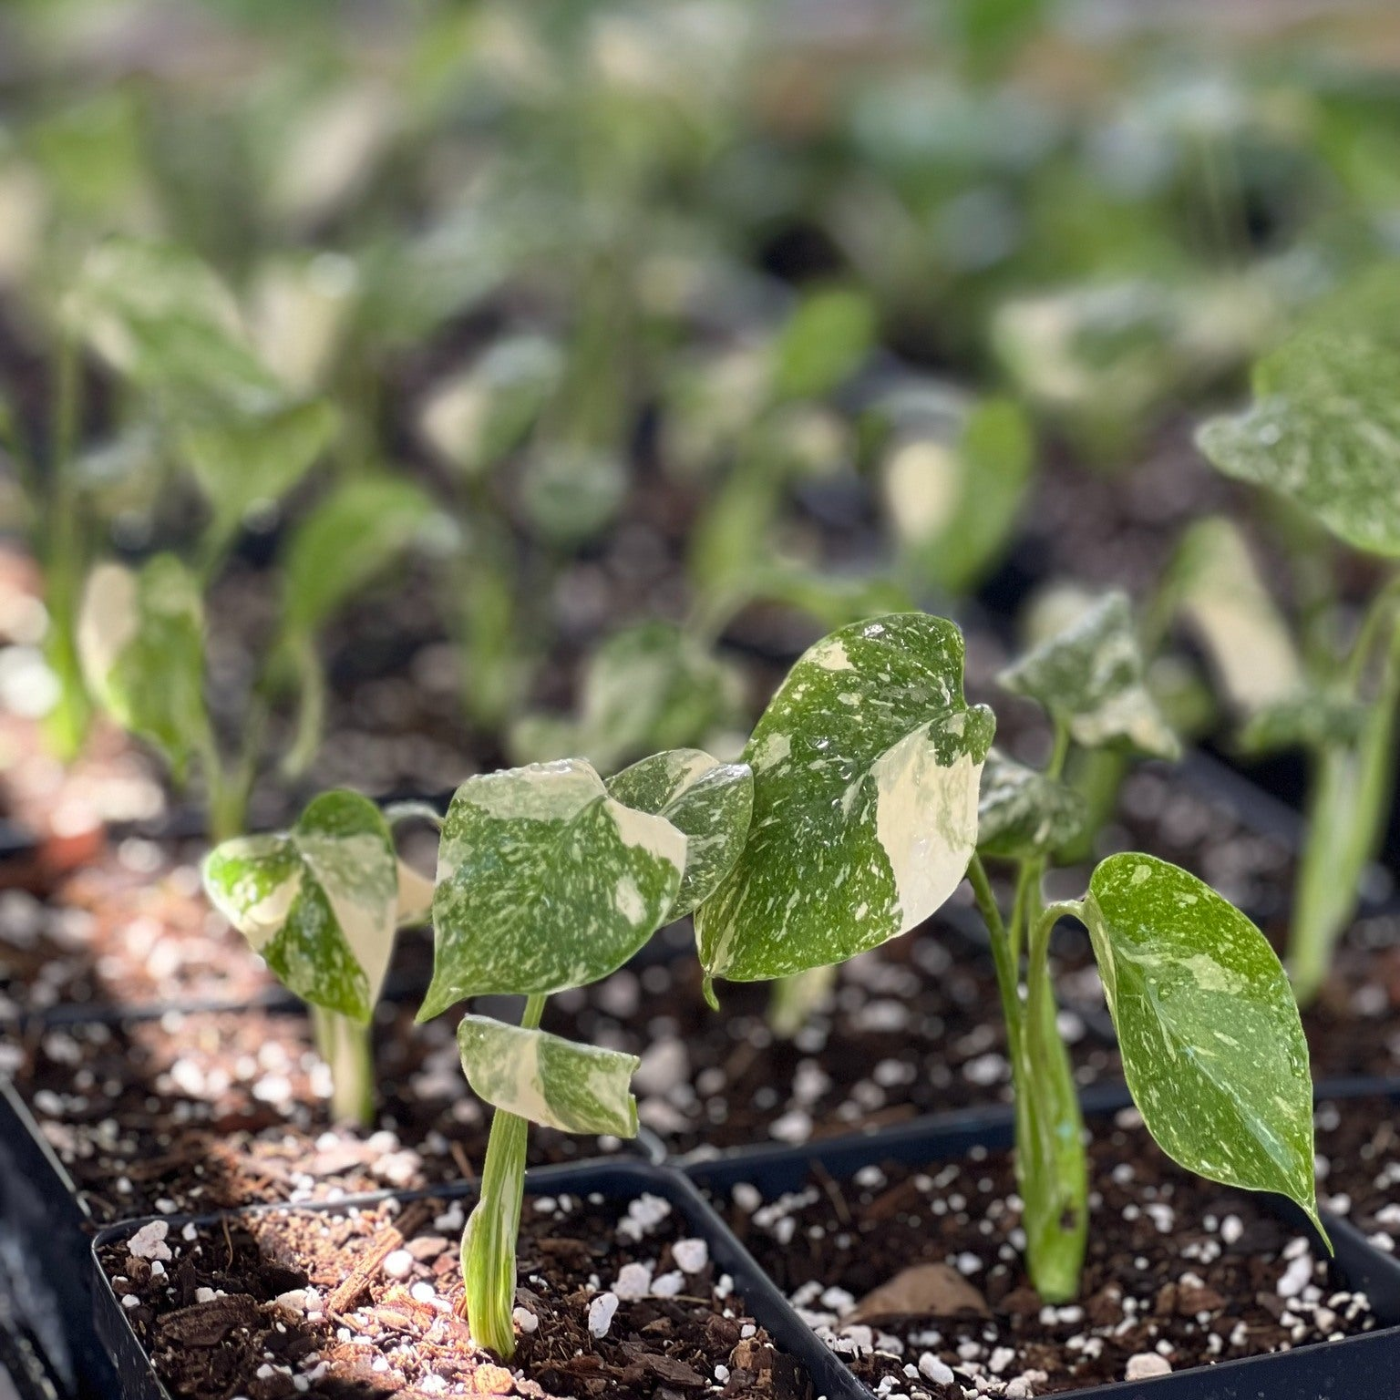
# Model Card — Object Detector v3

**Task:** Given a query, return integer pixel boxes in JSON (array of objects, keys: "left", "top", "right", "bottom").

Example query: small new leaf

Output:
[
  {"left": 1196, "top": 332, "right": 1400, "bottom": 559},
  {"left": 204, "top": 791, "right": 398, "bottom": 1024},
  {"left": 77, "top": 554, "right": 209, "bottom": 777},
  {"left": 1237, "top": 690, "right": 1368, "bottom": 756},
  {"left": 605, "top": 749, "right": 754, "bottom": 919},
  {"left": 421, "top": 760, "right": 686, "bottom": 1018},
  {"left": 694, "top": 615, "right": 995, "bottom": 983},
  {"left": 998, "top": 591, "right": 1179, "bottom": 760},
  {"left": 977, "top": 749, "right": 1088, "bottom": 860},
  {"left": 1083, "top": 854, "right": 1323, "bottom": 1236},
  {"left": 457, "top": 1016, "right": 639, "bottom": 1137}
]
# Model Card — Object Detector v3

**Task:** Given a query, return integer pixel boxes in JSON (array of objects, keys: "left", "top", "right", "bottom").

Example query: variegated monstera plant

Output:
[{"left": 203, "top": 748, "right": 753, "bottom": 1358}]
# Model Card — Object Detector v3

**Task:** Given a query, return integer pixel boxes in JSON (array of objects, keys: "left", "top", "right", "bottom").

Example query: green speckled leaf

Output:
[
  {"left": 694, "top": 615, "right": 995, "bottom": 983},
  {"left": 1237, "top": 690, "right": 1367, "bottom": 756},
  {"left": 1196, "top": 332, "right": 1400, "bottom": 558},
  {"left": 77, "top": 554, "right": 210, "bottom": 777},
  {"left": 457, "top": 1016, "right": 639, "bottom": 1137},
  {"left": 977, "top": 749, "right": 1088, "bottom": 860},
  {"left": 605, "top": 749, "right": 754, "bottom": 919},
  {"left": 203, "top": 791, "right": 397, "bottom": 1023},
  {"left": 420, "top": 760, "right": 686, "bottom": 1018},
  {"left": 998, "top": 592, "right": 1179, "bottom": 760},
  {"left": 1083, "top": 854, "right": 1322, "bottom": 1234}
]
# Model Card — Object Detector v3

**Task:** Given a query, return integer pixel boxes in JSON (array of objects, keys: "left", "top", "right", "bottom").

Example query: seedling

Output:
[
  {"left": 202, "top": 790, "right": 421, "bottom": 1126},
  {"left": 695, "top": 608, "right": 1323, "bottom": 1302},
  {"left": 1196, "top": 325, "right": 1400, "bottom": 1003},
  {"left": 416, "top": 751, "right": 753, "bottom": 1356}
]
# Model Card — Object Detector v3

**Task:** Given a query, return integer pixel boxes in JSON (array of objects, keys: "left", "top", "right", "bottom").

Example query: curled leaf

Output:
[{"left": 976, "top": 749, "right": 1088, "bottom": 860}]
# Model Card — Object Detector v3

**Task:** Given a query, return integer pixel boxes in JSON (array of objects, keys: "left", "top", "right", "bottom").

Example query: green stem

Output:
[
  {"left": 460, "top": 994, "right": 547, "bottom": 1355},
  {"left": 1016, "top": 898, "right": 1088, "bottom": 1302},
  {"left": 967, "top": 856, "right": 1021, "bottom": 1041},
  {"left": 767, "top": 964, "right": 837, "bottom": 1040},
  {"left": 313, "top": 1005, "right": 375, "bottom": 1127}
]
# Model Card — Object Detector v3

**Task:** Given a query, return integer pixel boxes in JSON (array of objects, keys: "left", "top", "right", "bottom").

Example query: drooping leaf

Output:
[
  {"left": 203, "top": 791, "right": 398, "bottom": 1024},
  {"left": 77, "top": 555, "right": 209, "bottom": 777},
  {"left": 457, "top": 1015, "right": 639, "bottom": 1137},
  {"left": 976, "top": 748, "right": 1088, "bottom": 860},
  {"left": 510, "top": 622, "right": 745, "bottom": 773},
  {"left": 773, "top": 286, "right": 876, "bottom": 402},
  {"left": 520, "top": 446, "right": 627, "bottom": 546},
  {"left": 183, "top": 398, "right": 339, "bottom": 537},
  {"left": 1237, "top": 689, "right": 1367, "bottom": 756},
  {"left": 281, "top": 477, "right": 437, "bottom": 634},
  {"left": 1082, "top": 854, "right": 1322, "bottom": 1233},
  {"left": 694, "top": 615, "right": 995, "bottom": 983},
  {"left": 998, "top": 591, "right": 1180, "bottom": 760},
  {"left": 1170, "top": 517, "right": 1300, "bottom": 714},
  {"left": 605, "top": 749, "right": 754, "bottom": 919},
  {"left": 1196, "top": 331, "right": 1400, "bottom": 558},
  {"left": 420, "top": 759, "right": 686, "bottom": 1018}
]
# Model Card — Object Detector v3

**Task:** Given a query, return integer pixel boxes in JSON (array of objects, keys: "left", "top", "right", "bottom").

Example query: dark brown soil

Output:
[
  {"left": 97, "top": 1191, "right": 810, "bottom": 1400},
  {"left": 1314, "top": 1094, "right": 1400, "bottom": 1245},
  {"left": 714, "top": 1109, "right": 1380, "bottom": 1396}
]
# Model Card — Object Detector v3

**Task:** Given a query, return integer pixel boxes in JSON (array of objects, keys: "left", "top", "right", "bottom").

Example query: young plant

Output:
[
  {"left": 1196, "top": 326, "right": 1400, "bottom": 1003},
  {"left": 201, "top": 790, "right": 423, "bottom": 1125},
  {"left": 695, "top": 609, "right": 1323, "bottom": 1302},
  {"left": 416, "top": 750, "right": 753, "bottom": 1356}
]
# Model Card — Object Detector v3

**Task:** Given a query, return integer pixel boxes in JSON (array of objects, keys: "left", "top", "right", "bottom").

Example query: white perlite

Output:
[
  {"left": 918, "top": 1353, "right": 955, "bottom": 1385},
  {"left": 1125, "top": 1353, "right": 1172, "bottom": 1380},
  {"left": 672, "top": 1238, "right": 709, "bottom": 1274},
  {"left": 614, "top": 1262, "right": 653, "bottom": 1300},
  {"left": 513, "top": 1307, "right": 539, "bottom": 1335},
  {"left": 381, "top": 1249, "right": 414, "bottom": 1280},
  {"left": 127, "top": 1222, "right": 172, "bottom": 1262},
  {"left": 588, "top": 1292, "right": 620, "bottom": 1338}
]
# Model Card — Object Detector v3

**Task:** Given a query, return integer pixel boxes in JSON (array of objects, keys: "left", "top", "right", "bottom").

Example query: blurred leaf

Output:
[
  {"left": 695, "top": 615, "right": 995, "bottom": 982},
  {"left": 977, "top": 748, "right": 1088, "bottom": 861},
  {"left": 1197, "top": 331, "right": 1400, "bottom": 558},
  {"left": 1237, "top": 689, "right": 1367, "bottom": 755},
  {"left": 520, "top": 445, "right": 628, "bottom": 546},
  {"left": 772, "top": 286, "right": 876, "bottom": 402},
  {"left": 420, "top": 759, "right": 685, "bottom": 1016}
]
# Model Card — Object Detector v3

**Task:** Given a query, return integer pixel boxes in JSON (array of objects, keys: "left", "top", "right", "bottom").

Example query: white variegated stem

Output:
[
  {"left": 382, "top": 801, "right": 446, "bottom": 831},
  {"left": 767, "top": 964, "right": 837, "bottom": 1041},
  {"left": 460, "top": 994, "right": 547, "bottom": 1357},
  {"left": 313, "top": 1005, "right": 375, "bottom": 1128}
]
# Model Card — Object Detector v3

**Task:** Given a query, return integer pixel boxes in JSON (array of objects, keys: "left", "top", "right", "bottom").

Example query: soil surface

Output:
[
  {"left": 1315, "top": 1094, "right": 1400, "bottom": 1244},
  {"left": 713, "top": 1108, "right": 1381, "bottom": 1397},
  {"left": 97, "top": 1190, "right": 810, "bottom": 1400}
]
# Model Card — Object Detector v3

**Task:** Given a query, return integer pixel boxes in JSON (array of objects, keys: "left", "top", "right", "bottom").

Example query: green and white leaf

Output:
[
  {"left": 421, "top": 760, "right": 686, "bottom": 1018},
  {"left": 1170, "top": 517, "right": 1300, "bottom": 714},
  {"left": 77, "top": 554, "right": 209, "bottom": 776},
  {"left": 998, "top": 591, "right": 1180, "bottom": 760},
  {"left": 1237, "top": 689, "right": 1368, "bottom": 756},
  {"left": 694, "top": 614, "right": 995, "bottom": 983},
  {"left": 1082, "top": 854, "right": 1322, "bottom": 1233},
  {"left": 203, "top": 791, "right": 398, "bottom": 1024},
  {"left": 977, "top": 749, "right": 1088, "bottom": 860},
  {"left": 520, "top": 446, "right": 627, "bottom": 546},
  {"left": 457, "top": 1015, "right": 639, "bottom": 1137},
  {"left": 1196, "top": 331, "right": 1400, "bottom": 558},
  {"left": 605, "top": 749, "right": 754, "bottom": 919}
]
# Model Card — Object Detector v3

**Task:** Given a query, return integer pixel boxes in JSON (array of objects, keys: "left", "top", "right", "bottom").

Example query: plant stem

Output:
[
  {"left": 460, "top": 994, "right": 547, "bottom": 1355},
  {"left": 1016, "top": 898, "right": 1089, "bottom": 1302},
  {"left": 767, "top": 963, "right": 837, "bottom": 1040},
  {"left": 312, "top": 1005, "right": 375, "bottom": 1127}
]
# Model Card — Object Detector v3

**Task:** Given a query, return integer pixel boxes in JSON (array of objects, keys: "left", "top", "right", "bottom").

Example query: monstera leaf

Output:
[
  {"left": 1197, "top": 331, "right": 1400, "bottom": 559},
  {"left": 77, "top": 554, "right": 209, "bottom": 777},
  {"left": 204, "top": 791, "right": 399, "bottom": 1024},
  {"left": 998, "top": 591, "right": 1179, "bottom": 760},
  {"left": 457, "top": 1016, "right": 639, "bottom": 1137},
  {"left": 977, "top": 749, "right": 1088, "bottom": 860},
  {"left": 419, "top": 760, "right": 687, "bottom": 1018},
  {"left": 605, "top": 749, "right": 754, "bottom": 919},
  {"left": 1082, "top": 854, "right": 1323, "bottom": 1234},
  {"left": 694, "top": 615, "right": 995, "bottom": 983}
]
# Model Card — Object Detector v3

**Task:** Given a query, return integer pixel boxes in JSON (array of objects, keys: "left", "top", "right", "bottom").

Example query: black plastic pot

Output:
[
  {"left": 683, "top": 1091, "right": 1400, "bottom": 1399},
  {"left": 89, "top": 1158, "right": 857, "bottom": 1400}
]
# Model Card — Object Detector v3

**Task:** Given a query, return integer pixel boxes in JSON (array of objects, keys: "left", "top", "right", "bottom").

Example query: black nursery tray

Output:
[
  {"left": 683, "top": 1091, "right": 1400, "bottom": 1400},
  {"left": 89, "top": 1158, "right": 854, "bottom": 1400}
]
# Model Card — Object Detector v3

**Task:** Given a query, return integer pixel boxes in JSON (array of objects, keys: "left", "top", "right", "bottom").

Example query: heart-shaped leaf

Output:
[
  {"left": 605, "top": 749, "right": 754, "bottom": 919},
  {"left": 694, "top": 614, "right": 995, "bottom": 983},
  {"left": 457, "top": 1015, "right": 639, "bottom": 1137},
  {"left": 1196, "top": 331, "right": 1400, "bottom": 559},
  {"left": 1082, "top": 854, "right": 1322, "bottom": 1234},
  {"left": 77, "top": 554, "right": 209, "bottom": 778},
  {"left": 420, "top": 760, "right": 686, "bottom": 1018},
  {"left": 998, "top": 591, "right": 1179, "bottom": 760},
  {"left": 977, "top": 749, "right": 1088, "bottom": 860},
  {"left": 204, "top": 791, "right": 398, "bottom": 1024}
]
